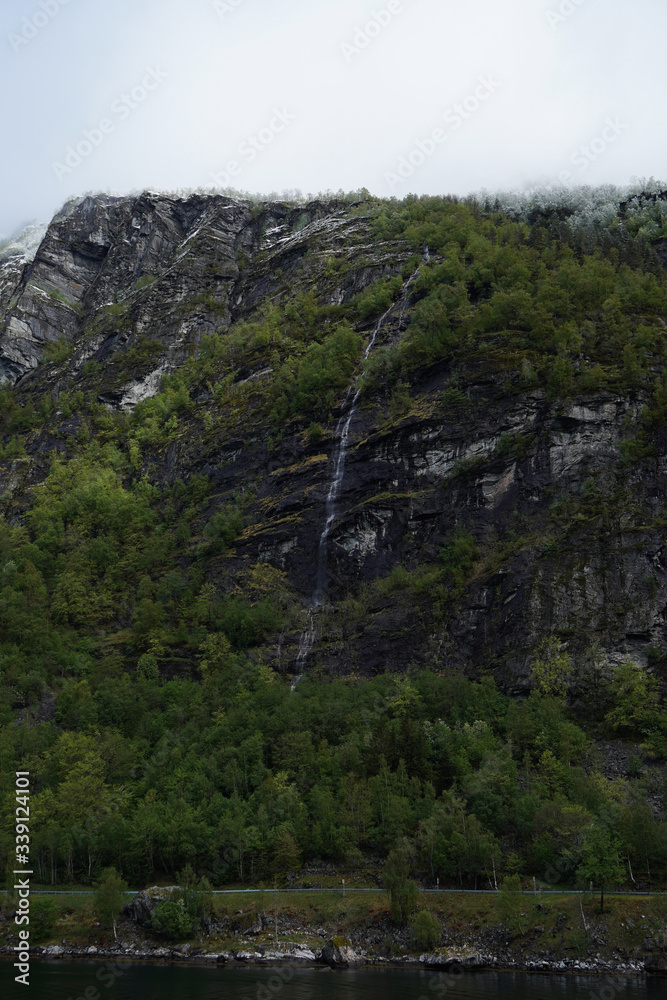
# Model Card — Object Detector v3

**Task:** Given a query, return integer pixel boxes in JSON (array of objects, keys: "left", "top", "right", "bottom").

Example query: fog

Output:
[{"left": 1, "top": 0, "right": 665, "bottom": 237}]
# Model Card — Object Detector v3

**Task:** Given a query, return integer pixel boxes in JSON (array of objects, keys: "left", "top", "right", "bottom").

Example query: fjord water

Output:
[{"left": 1, "top": 963, "right": 660, "bottom": 1000}]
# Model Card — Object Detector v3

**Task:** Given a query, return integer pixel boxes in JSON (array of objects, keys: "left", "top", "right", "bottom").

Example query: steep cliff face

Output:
[
  {"left": 0, "top": 195, "right": 390, "bottom": 386},
  {"left": 0, "top": 191, "right": 666, "bottom": 695}
]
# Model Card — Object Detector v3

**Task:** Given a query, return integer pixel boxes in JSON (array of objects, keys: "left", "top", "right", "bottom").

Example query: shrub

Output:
[
  {"left": 439, "top": 529, "right": 478, "bottom": 591},
  {"left": 204, "top": 506, "right": 244, "bottom": 548},
  {"left": 410, "top": 909, "right": 441, "bottom": 950},
  {"left": 353, "top": 276, "right": 402, "bottom": 321},
  {"left": 498, "top": 874, "right": 524, "bottom": 934},
  {"left": 137, "top": 653, "right": 159, "bottom": 681},
  {"left": 217, "top": 596, "right": 283, "bottom": 649},
  {"left": 42, "top": 338, "right": 73, "bottom": 365},
  {"left": 151, "top": 898, "right": 196, "bottom": 940},
  {"left": 305, "top": 422, "right": 324, "bottom": 444},
  {"left": 376, "top": 565, "right": 412, "bottom": 595},
  {"left": 269, "top": 324, "right": 362, "bottom": 422},
  {"left": 389, "top": 381, "right": 411, "bottom": 419},
  {"left": 30, "top": 897, "right": 58, "bottom": 942},
  {"left": 441, "top": 384, "right": 472, "bottom": 412}
]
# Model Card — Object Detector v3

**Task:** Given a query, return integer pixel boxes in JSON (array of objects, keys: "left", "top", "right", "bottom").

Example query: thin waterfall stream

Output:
[
  {"left": 291, "top": 609, "right": 314, "bottom": 690},
  {"left": 290, "top": 258, "right": 427, "bottom": 685}
]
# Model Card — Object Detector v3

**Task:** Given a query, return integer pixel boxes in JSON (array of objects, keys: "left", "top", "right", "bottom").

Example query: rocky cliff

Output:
[{"left": 1, "top": 189, "right": 666, "bottom": 697}]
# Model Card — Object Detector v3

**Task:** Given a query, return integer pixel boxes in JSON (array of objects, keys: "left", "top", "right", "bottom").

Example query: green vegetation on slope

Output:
[{"left": 0, "top": 188, "right": 666, "bottom": 897}]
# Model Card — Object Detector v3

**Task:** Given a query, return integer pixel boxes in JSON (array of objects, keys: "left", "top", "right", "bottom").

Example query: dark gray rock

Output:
[{"left": 123, "top": 887, "right": 179, "bottom": 926}]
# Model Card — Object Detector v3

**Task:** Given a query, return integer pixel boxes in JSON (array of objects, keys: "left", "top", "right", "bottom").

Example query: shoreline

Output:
[
  {"left": 3, "top": 887, "right": 666, "bottom": 978},
  {"left": 0, "top": 944, "right": 659, "bottom": 977}
]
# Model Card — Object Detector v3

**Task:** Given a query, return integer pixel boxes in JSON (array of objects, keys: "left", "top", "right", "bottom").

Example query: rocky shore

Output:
[
  {"left": 2, "top": 885, "right": 666, "bottom": 978},
  {"left": 0, "top": 940, "right": 660, "bottom": 977}
]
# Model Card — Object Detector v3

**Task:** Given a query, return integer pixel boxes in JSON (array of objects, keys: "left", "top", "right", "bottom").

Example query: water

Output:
[
  {"left": 398, "top": 266, "right": 421, "bottom": 328},
  {"left": 292, "top": 260, "right": 423, "bottom": 674},
  {"left": 313, "top": 266, "right": 421, "bottom": 607},
  {"left": 0, "top": 960, "right": 658, "bottom": 1000},
  {"left": 312, "top": 323, "right": 383, "bottom": 606},
  {"left": 291, "top": 611, "right": 315, "bottom": 690}
]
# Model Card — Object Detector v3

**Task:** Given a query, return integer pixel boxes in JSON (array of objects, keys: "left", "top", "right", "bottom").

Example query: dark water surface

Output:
[{"left": 0, "top": 961, "right": 662, "bottom": 1000}]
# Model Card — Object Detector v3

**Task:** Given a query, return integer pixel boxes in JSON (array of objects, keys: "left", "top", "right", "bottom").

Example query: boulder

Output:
[
  {"left": 420, "top": 951, "right": 486, "bottom": 969},
  {"left": 263, "top": 946, "right": 317, "bottom": 962},
  {"left": 123, "top": 886, "right": 179, "bottom": 926},
  {"left": 44, "top": 945, "right": 64, "bottom": 958},
  {"left": 321, "top": 938, "right": 364, "bottom": 967}
]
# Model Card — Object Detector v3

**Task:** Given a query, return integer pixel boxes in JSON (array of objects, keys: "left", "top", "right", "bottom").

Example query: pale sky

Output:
[{"left": 1, "top": 0, "right": 665, "bottom": 238}]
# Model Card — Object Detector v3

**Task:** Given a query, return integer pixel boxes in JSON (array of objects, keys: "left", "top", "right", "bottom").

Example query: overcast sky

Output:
[{"left": 0, "top": 0, "right": 665, "bottom": 238}]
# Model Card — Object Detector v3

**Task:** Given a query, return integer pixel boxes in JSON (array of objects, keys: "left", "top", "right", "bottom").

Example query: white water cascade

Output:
[
  {"left": 398, "top": 265, "right": 422, "bottom": 329},
  {"left": 291, "top": 610, "right": 314, "bottom": 691},
  {"left": 313, "top": 301, "right": 393, "bottom": 604},
  {"left": 290, "top": 259, "right": 426, "bottom": 684}
]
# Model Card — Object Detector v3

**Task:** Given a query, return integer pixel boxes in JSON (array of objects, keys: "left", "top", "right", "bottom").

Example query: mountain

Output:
[
  {"left": 1, "top": 188, "right": 667, "bottom": 688},
  {"left": 0, "top": 186, "right": 665, "bottom": 891}
]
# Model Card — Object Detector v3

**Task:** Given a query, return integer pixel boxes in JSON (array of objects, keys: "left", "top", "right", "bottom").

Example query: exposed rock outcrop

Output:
[
  {"left": 123, "top": 886, "right": 180, "bottom": 926},
  {"left": 1, "top": 192, "right": 666, "bottom": 692},
  {"left": 321, "top": 938, "right": 365, "bottom": 967}
]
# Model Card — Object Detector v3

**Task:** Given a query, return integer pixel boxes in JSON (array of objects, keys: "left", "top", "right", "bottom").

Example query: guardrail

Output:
[{"left": 7, "top": 888, "right": 667, "bottom": 896}]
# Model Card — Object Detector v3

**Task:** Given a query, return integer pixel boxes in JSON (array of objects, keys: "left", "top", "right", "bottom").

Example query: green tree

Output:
[
  {"left": 176, "top": 864, "right": 212, "bottom": 925},
  {"left": 577, "top": 825, "right": 624, "bottom": 912},
  {"left": 272, "top": 828, "right": 301, "bottom": 876},
  {"left": 605, "top": 661, "right": 661, "bottom": 737},
  {"left": 383, "top": 841, "right": 420, "bottom": 925},
  {"left": 531, "top": 637, "right": 573, "bottom": 700},
  {"left": 93, "top": 867, "right": 128, "bottom": 940}
]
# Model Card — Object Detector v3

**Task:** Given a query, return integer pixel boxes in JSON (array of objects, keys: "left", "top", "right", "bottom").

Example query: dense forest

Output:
[{"left": 0, "top": 183, "right": 666, "bottom": 893}]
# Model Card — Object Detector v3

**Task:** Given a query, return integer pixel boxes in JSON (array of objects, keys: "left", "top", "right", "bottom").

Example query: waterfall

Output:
[
  {"left": 291, "top": 610, "right": 314, "bottom": 690},
  {"left": 313, "top": 300, "right": 393, "bottom": 605},
  {"left": 314, "top": 264, "right": 422, "bottom": 605},
  {"left": 398, "top": 266, "right": 421, "bottom": 329},
  {"left": 290, "top": 259, "right": 424, "bottom": 682}
]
